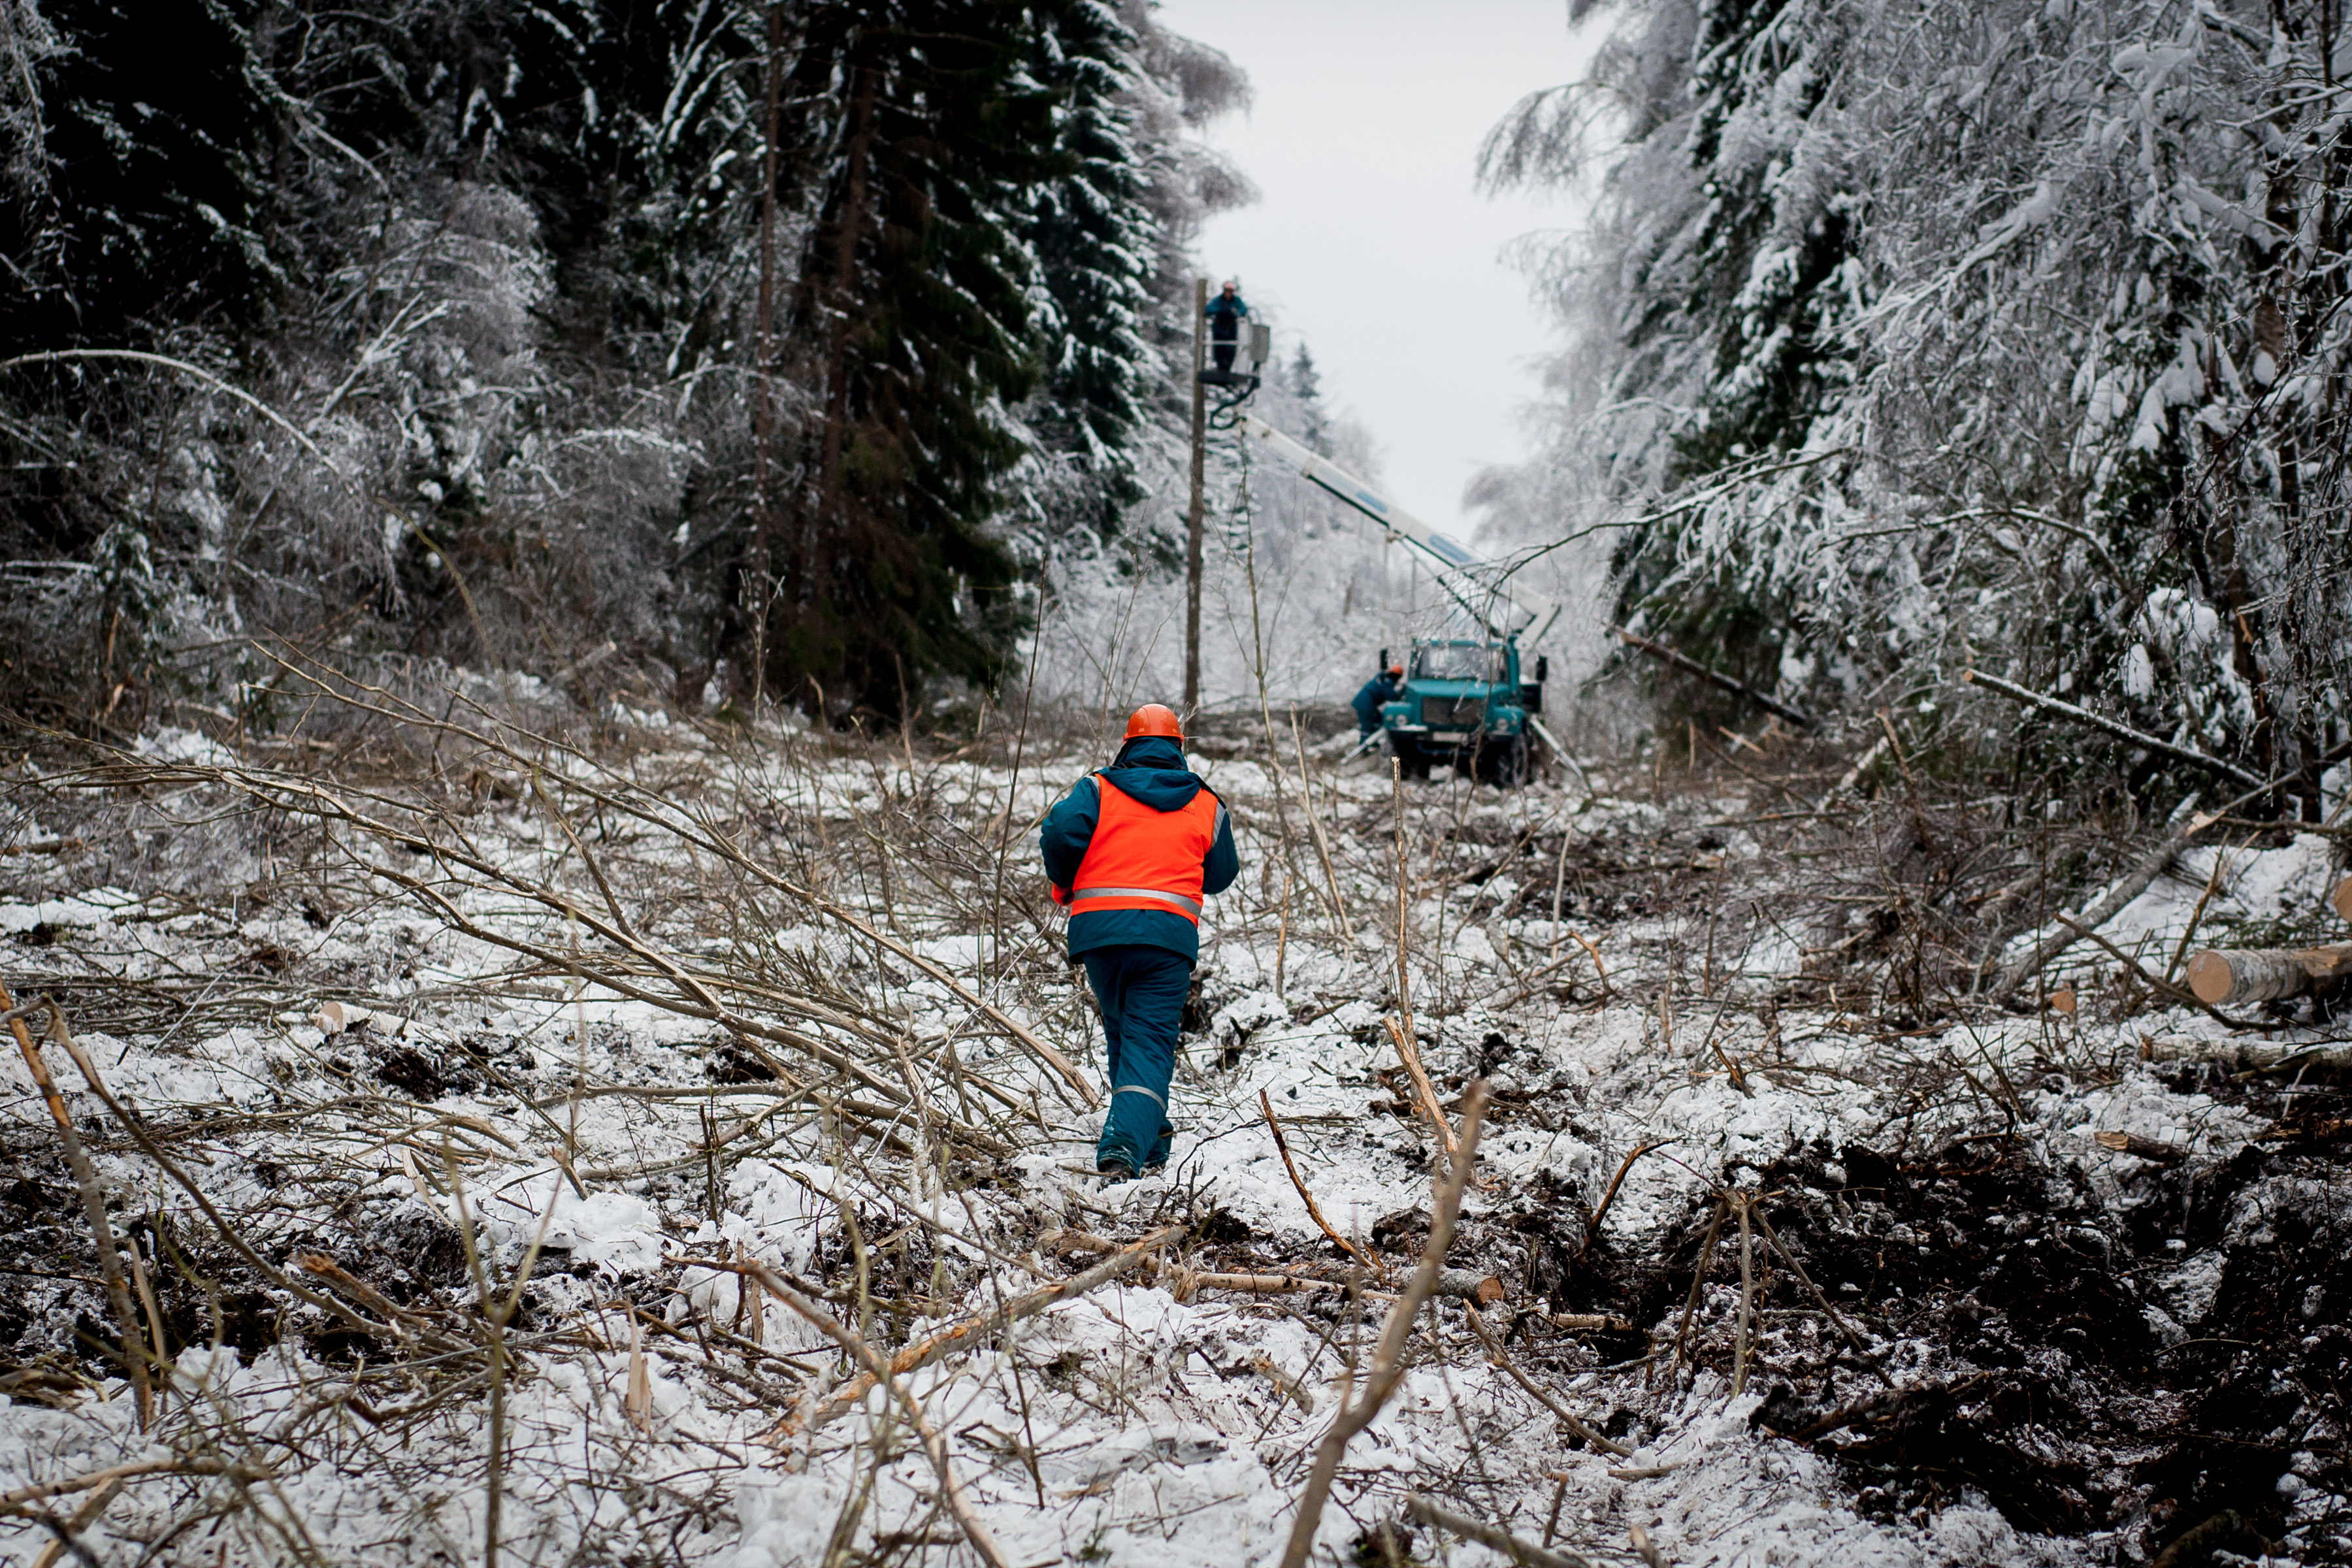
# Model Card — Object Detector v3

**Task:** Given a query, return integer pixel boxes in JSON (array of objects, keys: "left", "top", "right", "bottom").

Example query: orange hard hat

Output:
[
  {"left": 1386, "top": 663, "right": 1403, "bottom": 678},
  {"left": 1125, "top": 703, "right": 1184, "bottom": 741}
]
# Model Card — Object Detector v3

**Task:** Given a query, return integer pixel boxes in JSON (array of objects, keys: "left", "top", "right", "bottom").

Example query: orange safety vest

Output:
[{"left": 1066, "top": 774, "right": 1222, "bottom": 923}]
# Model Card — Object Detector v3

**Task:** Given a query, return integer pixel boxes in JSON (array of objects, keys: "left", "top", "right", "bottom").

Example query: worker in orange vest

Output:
[{"left": 1041, "top": 704, "right": 1239, "bottom": 1181}]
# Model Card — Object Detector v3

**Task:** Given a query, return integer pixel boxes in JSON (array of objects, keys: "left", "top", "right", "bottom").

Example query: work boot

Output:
[{"left": 1097, "top": 1158, "right": 1135, "bottom": 1185}]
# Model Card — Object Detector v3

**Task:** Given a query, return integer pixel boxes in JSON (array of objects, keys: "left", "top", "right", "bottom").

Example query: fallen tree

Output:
[
  {"left": 1612, "top": 626, "right": 1814, "bottom": 728},
  {"left": 1961, "top": 670, "right": 2264, "bottom": 791}
]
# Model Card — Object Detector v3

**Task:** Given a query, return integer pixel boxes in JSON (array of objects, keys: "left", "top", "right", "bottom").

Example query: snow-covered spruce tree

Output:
[
  {"left": 997, "top": 0, "right": 1266, "bottom": 703},
  {"left": 750, "top": 0, "right": 1061, "bottom": 719},
  {"left": 1484, "top": 0, "right": 2351, "bottom": 811},
  {"left": 1480, "top": 0, "right": 1865, "bottom": 707},
  {"left": 1017, "top": 0, "right": 1163, "bottom": 538},
  {"left": 1121, "top": 0, "right": 1253, "bottom": 312},
  {"left": 320, "top": 0, "right": 770, "bottom": 692},
  {"left": 739, "top": 0, "right": 1241, "bottom": 721}
]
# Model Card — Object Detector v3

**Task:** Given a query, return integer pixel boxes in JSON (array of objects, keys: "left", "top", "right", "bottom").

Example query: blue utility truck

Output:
[{"left": 1377, "top": 637, "right": 1549, "bottom": 785}]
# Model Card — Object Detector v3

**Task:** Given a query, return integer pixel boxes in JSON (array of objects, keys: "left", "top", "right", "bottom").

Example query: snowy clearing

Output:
[{"left": 3, "top": 690, "right": 2347, "bottom": 1567}]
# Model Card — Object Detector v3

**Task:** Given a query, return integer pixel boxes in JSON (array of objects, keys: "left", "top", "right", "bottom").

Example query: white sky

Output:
[{"left": 1152, "top": 0, "right": 1593, "bottom": 542}]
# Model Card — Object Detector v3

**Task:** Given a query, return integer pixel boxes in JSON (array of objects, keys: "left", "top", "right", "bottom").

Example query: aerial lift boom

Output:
[{"left": 1237, "top": 414, "right": 1561, "bottom": 647}]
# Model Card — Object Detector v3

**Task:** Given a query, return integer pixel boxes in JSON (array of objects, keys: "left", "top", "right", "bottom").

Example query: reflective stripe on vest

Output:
[
  {"left": 1066, "top": 774, "right": 1220, "bottom": 924},
  {"left": 1070, "top": 885, "right": 1203, "bottom": 916}
]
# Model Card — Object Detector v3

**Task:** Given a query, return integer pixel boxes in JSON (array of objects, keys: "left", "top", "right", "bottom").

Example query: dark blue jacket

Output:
[
  {"left": 1039, "top": 736, "right": 1239, "bottom": 965},
  {"left": 1205, "top": 291, "right": 1249, "bottom": 337},
  {"left": 1353, "top": 673, "right": 1401, "bottom": 731}
]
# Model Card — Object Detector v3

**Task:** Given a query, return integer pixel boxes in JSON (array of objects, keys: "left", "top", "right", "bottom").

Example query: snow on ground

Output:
[
  {"left": 2008, "top": 828, "right": 2343, "bottom": 983},
  {"left": 3, "top": 714, "right": 2345, "bottom": 1565}
]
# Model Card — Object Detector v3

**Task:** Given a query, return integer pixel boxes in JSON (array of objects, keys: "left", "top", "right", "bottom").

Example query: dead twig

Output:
[
  {"left": 1382, "top": 1015, "right": 1457, "bottom": 1161},
  {"left": 3, "top": 987, "right": 151, "bottom": 1429},
  {"left": 1586, "top": 1139, "right": 1674, "bottom": 1245},
  {"left": 1250, "top": 1350, "right": 1316, "bottom": 1413},
  {"left": 1498, "top": 928, "right": 1608, "bottom": 1008},
  {"left": 742, "top": 1260, "right": 1014, "bottom": 1568},
  {"left": 2056, "top": 915, "right": 2261, "bottom": 1030},
  {"left": 1277, "top": 1082, "right": 1490, "bottom": 1568},
  {"left": 1, "top": 1460, "right": 255, "bottom": 1515},
  {"left": 1993, "top": 757, "right": 2336, "bottom": 998},
  {"left": 1463, "top": 1304, "right": 1630, "bottom": 1456},
  {"left": 1731, "top": 1193, "right": 1756, "bottom": 1397},
  {"left": 1667, "top": 1198, "right": 1727, "bottom": 1377},
  {"left": 1290, "top": 709, "right": 1350, "bottom": 932},
  {"left": 1741, "top": 1203, "right": 1885, "bottom": 1375},
  {"left": 44, "top": 1019, "right": 434, "bottom": 1350},
  {"left": 1403, "top": 1494, "right": 1601, "bottom": 1568},
  {"left": 2094, "top": 1130, "right": 2191, "bottom": 1161},
  {"left": 1961, "top": 670, "right": 2261, "bottom": 790},
  {"left": 25, "top": 1477, "right": 124, "bottom": 1568},
  {"left": 2163, "top": 844, "right": 2234, "bottom": 987},
  {"left": 765, "top": 1224, "right": 1184, "bottom": 1436},
  {"left": 1614, "top": 626, "right": 1813, "bottom": 727},
  {"left": 1260, "top": 1089, "right": 1386, "bottom": 1279}
]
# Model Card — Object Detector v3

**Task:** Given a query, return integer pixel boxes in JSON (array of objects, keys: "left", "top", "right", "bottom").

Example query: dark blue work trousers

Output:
[{"left": 1082, "top": 945, "right": 1189, "bottom": 1170}]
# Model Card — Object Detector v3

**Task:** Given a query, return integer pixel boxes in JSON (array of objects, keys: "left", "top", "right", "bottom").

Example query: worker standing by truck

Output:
[
  {"left": 1353, "top": 662, "right": 1405, "bottom": 740},
  {"left": 1041, "top": 705, "right": 1239, "bottom": 1181}
]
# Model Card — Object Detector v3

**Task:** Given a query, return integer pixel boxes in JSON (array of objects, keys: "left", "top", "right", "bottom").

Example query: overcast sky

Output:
[{"left": 1152, "top": 0, "right": 1593, "bottom": 542}]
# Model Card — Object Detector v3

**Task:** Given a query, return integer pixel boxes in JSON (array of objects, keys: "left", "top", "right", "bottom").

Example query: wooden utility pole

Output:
[
  {"left": 1184, "top": 276, "right": 1207, "bottom": 711},
  {"left": 749, "top": 1, "right": 784, "bottom": 715}
]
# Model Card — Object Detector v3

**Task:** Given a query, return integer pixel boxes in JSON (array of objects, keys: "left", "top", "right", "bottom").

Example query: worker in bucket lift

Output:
[
  {"left": 1205, "top": 280, "right": 1249, "bottom": 374},
  {"left": 1352, "top": 662, "right": 1405, "bottom": 740},
  {"left": 1041, "top": 704, "right": 1239, "bottom": 1182}
]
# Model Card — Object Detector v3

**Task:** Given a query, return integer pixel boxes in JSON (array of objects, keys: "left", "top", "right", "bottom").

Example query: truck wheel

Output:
[
  {"left": 1394, "top": 737, "right": 1431, "bottom": 780},
  {"left": 1481, "top": 738, "right": 1526, "bottom": 788}
]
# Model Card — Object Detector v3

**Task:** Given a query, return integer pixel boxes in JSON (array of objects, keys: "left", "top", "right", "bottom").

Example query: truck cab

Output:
[{"left": 1380, "top": 638, "right": 1547, "bottom": 785}]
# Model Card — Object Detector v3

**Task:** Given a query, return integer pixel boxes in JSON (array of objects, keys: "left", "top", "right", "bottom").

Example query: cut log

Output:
[
  {"left": 2335, "top": 876, "right": 2352, "bottom": 924},
  {"left": 2183, "top": 943, "right": 2352, "bottom": 1006},
  {"left": 1437, "top": 1269, "right": 1509, "bottom": 1303},
  {"left": 2093, "top": 1130, "right": 2190, "bottom": 1161},
  {"left": 1184, "top": 1270, "right": 1333, "bottom": 1295},
  {"left": 2140, "top": 1034, "right": 2352, "bottom": 1073},
  {"left": 1995, "top": 747, "right": 2348, "bottom": 1000}
]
